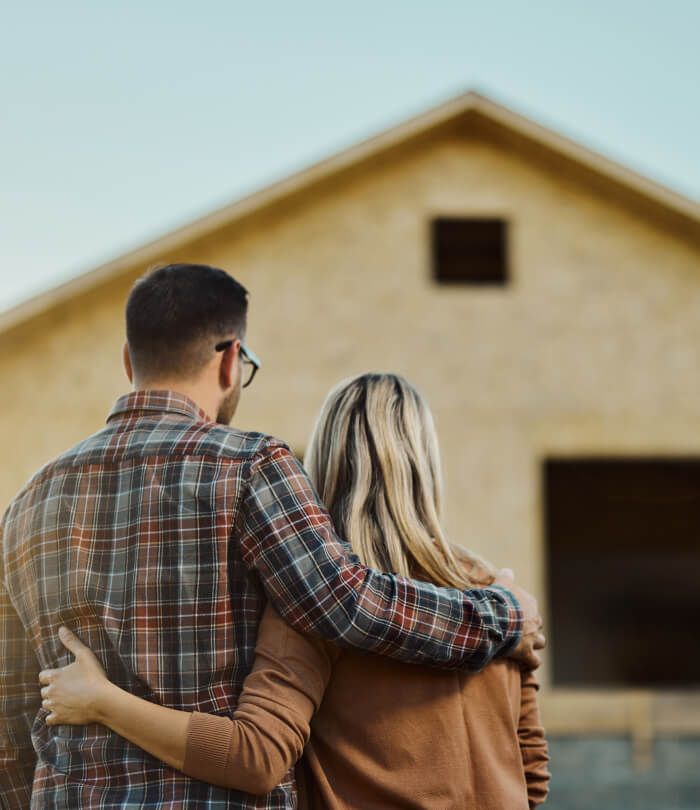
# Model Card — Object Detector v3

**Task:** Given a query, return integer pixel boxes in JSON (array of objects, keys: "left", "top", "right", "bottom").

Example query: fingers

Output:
[
  {"left": 41, "top": 686, "right": 55, "bottom": 715},
  {"left": 519, "top": 632, "right": 546, "bottom": 668},
  {"left": 512, "top": 586, "right": 539, "bottom": 624},
  {"left": 40, "top": 675, "right": 56, "bottom": 720},
  {"left": 493, "top": 568, "right": 515, "bottom": 588},
  {"left": 41, "top": 690, "right": 65, "bottom": 725},
  {"left": 522, "top": 650, "right": 541, "bottom": 670},
  {"left": 507, "top": 619, "right": 547, "bottom": 670},
  {"left": 519, "top": 640, "right": 541, "bottom": 670},
  {"left": 57, "top": 626, "right": 87, "bottom": 656}
]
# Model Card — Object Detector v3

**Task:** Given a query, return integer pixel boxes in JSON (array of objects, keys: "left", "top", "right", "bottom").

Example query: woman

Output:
[{"left": 40, "top": 373, "right": 550, "bottom": 808}]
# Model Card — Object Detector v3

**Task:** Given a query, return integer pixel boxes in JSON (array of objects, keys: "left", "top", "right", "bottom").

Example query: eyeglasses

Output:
[{"left": 215, "top": 340, "right": 261, "bottom": 388}]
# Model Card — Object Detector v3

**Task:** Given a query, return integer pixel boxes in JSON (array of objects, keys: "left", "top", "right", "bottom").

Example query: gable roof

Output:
[{"left": 3, "top": 90, "right": 699, "bottom": 337}]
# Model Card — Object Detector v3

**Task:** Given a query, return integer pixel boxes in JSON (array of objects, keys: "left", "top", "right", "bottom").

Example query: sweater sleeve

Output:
[
  {"left": 183, "top": 604, "right": 333, "bottom": 794},
  {"left": 518, "top": 668, "right": 551, "bottom": 808}
]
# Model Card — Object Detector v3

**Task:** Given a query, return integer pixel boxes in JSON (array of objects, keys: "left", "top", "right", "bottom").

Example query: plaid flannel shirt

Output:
[{"left": 0, "top": 390, "right": 522, "bottom": 809}]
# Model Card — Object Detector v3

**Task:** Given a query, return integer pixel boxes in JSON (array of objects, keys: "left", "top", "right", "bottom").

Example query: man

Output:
[{"left": 0, "top": 264, "right": 544, "bottom": 809}]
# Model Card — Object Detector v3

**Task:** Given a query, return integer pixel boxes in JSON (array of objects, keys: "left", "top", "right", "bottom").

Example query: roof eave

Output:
[{"left": 2, "top": 90, "right": 698, "bottom": 338}]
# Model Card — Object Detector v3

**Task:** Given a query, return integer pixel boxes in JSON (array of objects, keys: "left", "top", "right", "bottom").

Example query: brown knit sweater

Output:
[{"left": 184, "top": 604, "right": 550, "bottom": 808}]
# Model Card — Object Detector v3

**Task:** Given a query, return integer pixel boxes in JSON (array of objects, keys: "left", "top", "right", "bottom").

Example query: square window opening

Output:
[{"left": 431, "top": 217, "right": 508, "bottom": 285}]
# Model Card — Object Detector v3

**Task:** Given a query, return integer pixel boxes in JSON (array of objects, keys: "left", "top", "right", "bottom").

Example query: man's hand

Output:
[{"left": 492, "top": 568, "right": 546, "bottom": 670}]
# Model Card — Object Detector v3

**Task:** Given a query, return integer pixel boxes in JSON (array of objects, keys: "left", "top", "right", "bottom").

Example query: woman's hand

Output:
[
  {"left": 39, "top": 628, "right": 190, "bottom": 773},
  {"left": 38, "top": 626, "right": 111, "bottom": 726}
]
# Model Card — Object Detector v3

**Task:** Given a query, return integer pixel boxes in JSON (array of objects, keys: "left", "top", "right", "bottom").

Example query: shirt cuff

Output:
[{"left": 482, "top": 584, "right": 523, "bottom": 656}]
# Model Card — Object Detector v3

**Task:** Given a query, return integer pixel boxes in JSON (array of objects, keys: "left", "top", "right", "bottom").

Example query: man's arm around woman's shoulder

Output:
[{"left": 237, "top": 442, "right": 538, "bottom": 672}]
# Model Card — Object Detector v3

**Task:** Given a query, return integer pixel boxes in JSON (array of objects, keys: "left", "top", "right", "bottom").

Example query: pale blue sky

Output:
[{"left": 2, "top": 0, "right": 698, "bottom": 313}]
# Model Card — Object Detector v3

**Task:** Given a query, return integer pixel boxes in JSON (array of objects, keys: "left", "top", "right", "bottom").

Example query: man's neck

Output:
[{"left": 133, "top": 379, "right": 216, "bottom": 422}]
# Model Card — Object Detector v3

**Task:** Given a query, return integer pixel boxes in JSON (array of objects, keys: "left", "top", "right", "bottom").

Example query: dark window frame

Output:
[{"left": 431, "top": 217, "right": 509, "bottom": 285}]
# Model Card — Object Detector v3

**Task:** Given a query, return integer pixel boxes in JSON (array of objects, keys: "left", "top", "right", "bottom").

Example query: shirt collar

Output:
[{"left": 107, "top": 390, "right": 211, "bottom": 424}]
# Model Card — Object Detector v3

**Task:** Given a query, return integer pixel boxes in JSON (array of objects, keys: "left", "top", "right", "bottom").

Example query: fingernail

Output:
[{"left": 58, "top": 626, "right": 69, "bottom": 637}]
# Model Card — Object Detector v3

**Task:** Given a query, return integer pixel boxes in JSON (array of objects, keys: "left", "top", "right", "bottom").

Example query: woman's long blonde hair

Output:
[{"left": 304, "top": 373, "right": 496, "bottom": 590}]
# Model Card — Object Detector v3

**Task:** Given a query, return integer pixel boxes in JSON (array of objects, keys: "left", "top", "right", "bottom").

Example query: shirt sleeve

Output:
[
  {"left": 518, "top": 668, "right": 551, "bottom": 808},
  {"left": 0, "top": 540, "right": 40, "bottom": 810},
  {"left": 236, "top": 439, "right": 523, "bottom": 671},
  {"left": 183, "top": 604, "right": 332, "bottom": 794}
]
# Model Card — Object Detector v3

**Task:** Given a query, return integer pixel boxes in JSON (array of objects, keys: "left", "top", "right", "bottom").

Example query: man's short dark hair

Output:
[{"left": 126, "top": 263, "right": 248, "bottom": 380}]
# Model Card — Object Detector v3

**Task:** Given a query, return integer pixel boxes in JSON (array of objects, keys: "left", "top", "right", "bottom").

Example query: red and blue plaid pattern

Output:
[{"left": 0, "top": 390, "right": 522, "bottom": 809}]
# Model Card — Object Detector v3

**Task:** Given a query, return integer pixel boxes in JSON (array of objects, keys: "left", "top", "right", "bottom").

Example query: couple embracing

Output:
[{"left": 0, "top": 263, "right": 549, "bottom": 809}]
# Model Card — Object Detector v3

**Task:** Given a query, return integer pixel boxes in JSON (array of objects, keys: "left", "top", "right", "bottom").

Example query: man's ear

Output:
[
  {"left": 218, "top": 340, "right": 240, "bottom": 390},
  {"left": 122, "top": 342, "right": 134, "bottom": 385}
]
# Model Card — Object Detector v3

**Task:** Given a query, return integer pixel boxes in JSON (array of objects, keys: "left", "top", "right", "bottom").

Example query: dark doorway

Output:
[{"left": 544, "top": 458, "right": 700, "bottom": 687}]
